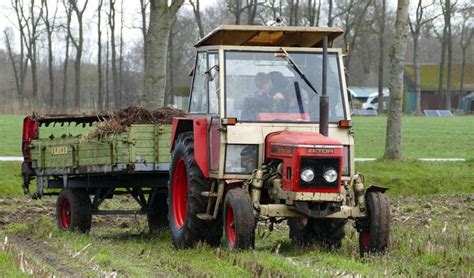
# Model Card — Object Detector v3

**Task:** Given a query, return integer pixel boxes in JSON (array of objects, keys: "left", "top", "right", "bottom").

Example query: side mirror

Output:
[{"left": 347, "top": 89, "right": 355, "bottom": 115}]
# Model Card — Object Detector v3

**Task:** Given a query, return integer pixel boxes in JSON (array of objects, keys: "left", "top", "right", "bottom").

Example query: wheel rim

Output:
[
  {"left": 360, "top": 231, "right": 370, "bottom": 249},
  {"left": 60, "top": 198, "right": 71, "bottom": 229},
  {"left": 172, "top": 158, "right": 188, "bottom": 229},
  {"left": 226, "top": 204, "right": 236, "bottom": 247}
]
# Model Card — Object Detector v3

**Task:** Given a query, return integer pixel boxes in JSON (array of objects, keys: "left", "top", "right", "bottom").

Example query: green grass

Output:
[
  {"left": 356, "top": 160, "right": 474, "bottom": 196},
  {"left": 3, "top": 196, "right": 471, "bottom": 277},
  {"left": 352, "top": 116, "right": 474, "bottom": 159},
  {"left": 0, "top": 162, "right": 23, "bottom": 197},
  {"left": 0, "top": 251, "right": 29, "bottom": 277}
]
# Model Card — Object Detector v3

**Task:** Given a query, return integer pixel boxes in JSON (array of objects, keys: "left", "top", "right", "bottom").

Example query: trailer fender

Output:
[{"left": 171, "top": 117, "right": 209, "bottom": 177}]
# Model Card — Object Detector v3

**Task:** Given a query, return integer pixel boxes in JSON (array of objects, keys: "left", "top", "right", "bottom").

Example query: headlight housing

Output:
[
  {"left": 300, "top": 168, "right": 315, "bottom": 182},
  {"left": 323, "top": 168, "right": 338, "bottom": 183}
]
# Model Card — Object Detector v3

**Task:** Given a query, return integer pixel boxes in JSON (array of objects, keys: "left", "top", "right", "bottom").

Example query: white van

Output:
[{"left": 362, "top": 91, "right": 389, "bottom": 110}]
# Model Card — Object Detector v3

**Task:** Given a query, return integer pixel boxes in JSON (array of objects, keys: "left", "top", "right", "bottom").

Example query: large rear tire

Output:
[
  {"left": 168, "top": 132, "right": 222, "bottom": 248},
  {"left": 223, "top": 188, "right": 255, "bottom": 250},
  {"left": 288, "top": 217, "right": 346, "bottom": 248},
  {"left": 358, "top": 191, "right": 391, "bottom": 256},
  {"left": 56, "top": 188, "right": 91, "bottom": 233}
]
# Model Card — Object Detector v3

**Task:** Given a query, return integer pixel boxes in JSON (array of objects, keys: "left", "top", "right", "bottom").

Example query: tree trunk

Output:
[
  {"left": 384, "top": 0, "right": 410, "bottom": 161},
  {"left": 3, "top": 29, "right": 22, "bottom": 100},
  {"left": 105, "top": 27, "right": 110, "bottom": 110},
  {"left": 140, "top": 0, "right": 148, "bottom": 70},
  {"left": 190, "top": 0, "right": 205, "bottom": 38},
  {"left": 109, "top": 0, "right": 119, "bottom": 108},
  {"left": 377, "top": 0, "right": 386, "bottom": 115},
  {"left": 445, "top": 1, "right": 452, "bottom": 110},
  {"left": 413, "top": 36, "right": 422, "bottom": 115},
  {"left": 97, "top": 0, "right": 103, "bottom": 110},
  {"left": 142, "top": 0, "right": 184, "bottom": 109},
  {"left": 328, "top": 0, "right": 333, "bottom": 26},
  {"left": 119, "top": 0, "right": 124, "bottom": 107},
  {"left": 62, "top": 27, "right": 70, "bottom": 110}
]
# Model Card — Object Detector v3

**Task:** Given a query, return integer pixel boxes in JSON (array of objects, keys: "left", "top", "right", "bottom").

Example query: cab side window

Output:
[{"left": 189, "top": 52, "right": 208, "bottom": 113}]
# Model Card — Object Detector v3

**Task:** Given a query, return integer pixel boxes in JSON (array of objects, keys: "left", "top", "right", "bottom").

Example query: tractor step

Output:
[
  {"left": 197, "top": 213, "right": 215, "bottom": 220},
  {"left": 201, "top": 191, "right": 218, "bottom": 197}
]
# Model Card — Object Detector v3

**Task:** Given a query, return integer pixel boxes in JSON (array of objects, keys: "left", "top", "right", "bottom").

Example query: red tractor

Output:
[{"left": 167, "top": 25, "right": 390, "bottom": 255}]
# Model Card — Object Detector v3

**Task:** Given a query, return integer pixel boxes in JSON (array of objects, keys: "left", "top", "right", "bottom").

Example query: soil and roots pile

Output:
[{"left": 88, "top": 106, "right": 185, "bottom": 138}]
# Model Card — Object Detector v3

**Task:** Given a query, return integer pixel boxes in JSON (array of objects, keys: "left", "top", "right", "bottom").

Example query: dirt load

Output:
[{"left": 88, "top": 106, "right": 185, "bottom": 138}]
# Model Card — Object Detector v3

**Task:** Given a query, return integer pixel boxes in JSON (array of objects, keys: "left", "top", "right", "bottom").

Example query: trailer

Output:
[{"left": 22, "top": 114, "right": 172, "bottom": 232}]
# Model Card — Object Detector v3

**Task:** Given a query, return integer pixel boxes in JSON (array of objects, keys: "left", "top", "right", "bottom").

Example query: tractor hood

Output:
[{"left": 266, "top": 130, "right": 342, "bottom": 147}]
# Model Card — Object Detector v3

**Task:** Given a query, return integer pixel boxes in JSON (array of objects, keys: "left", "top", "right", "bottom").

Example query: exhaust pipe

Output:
[{"left": 319, "top": 35, "right": 329, "bottom": 137}]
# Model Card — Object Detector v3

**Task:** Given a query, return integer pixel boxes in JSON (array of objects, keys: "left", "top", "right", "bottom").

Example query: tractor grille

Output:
[{"left": 299, "top": 157, "right": 340, "bottom": 189}]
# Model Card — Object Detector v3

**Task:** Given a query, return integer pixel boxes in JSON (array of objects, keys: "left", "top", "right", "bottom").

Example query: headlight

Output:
[
  {"left": 323, "top": 168, "right": 338, "bottom": 183},
  {"left": 300, "top": 168, "right": 315, "bottom": 182}
]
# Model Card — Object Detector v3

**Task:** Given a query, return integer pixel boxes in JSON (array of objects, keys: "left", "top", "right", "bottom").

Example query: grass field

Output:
[{"left": 0, "top": 115, "right": 473, "bottom": 276}]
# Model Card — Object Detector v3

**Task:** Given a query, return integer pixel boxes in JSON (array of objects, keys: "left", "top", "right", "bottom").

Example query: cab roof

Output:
[{"left": 195, "top": 25, "right": 344, "bottom": 48}]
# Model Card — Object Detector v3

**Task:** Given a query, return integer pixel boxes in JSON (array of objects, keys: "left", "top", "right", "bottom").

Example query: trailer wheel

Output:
[
  {"left": 147, "top": 192, "right": 168, "bottom": 234},
  {"left": 224, "top": 188, "right": 255, "bottom": 250},
  {"left": 359, "top": 192, "right": 391, "bottom": 256},
  {"left": 288, "top": 218, "right": 346, "bottom": 248},
  {"left": 56, "top": 188, "right": 91, "bottom": 233},
  {"left": 168, "top": 132, "right": 222, "bottom": 248}
]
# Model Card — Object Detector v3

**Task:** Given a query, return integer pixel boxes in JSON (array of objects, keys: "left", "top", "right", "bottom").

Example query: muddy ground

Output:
[{"left": 1, "top": 195, "right": 473, "bottom": 276}]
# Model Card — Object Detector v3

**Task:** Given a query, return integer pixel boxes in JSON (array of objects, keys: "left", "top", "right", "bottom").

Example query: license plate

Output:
[{"left": 51, "top": 146, "right": 68, "bottom": 155}]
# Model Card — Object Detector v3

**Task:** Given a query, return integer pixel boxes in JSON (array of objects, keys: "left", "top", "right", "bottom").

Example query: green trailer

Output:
[{"left": 21, "top": 115, "right": 172, "bottom": 233}]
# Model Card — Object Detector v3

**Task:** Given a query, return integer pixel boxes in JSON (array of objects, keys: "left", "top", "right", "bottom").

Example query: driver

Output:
[{"left": 242, "top": 72, "right": 286, "bottom": 120}]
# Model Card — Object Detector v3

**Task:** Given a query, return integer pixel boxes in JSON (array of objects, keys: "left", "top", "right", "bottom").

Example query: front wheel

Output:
[
  {"left": 56, "top": 188, "right": 91, "bottom": 233},
  {"left": 358, "top": 191, "right": 391, "bottom": 256},
  {"left": 224, "top": 188, "right": 255, "bottom": 250}
]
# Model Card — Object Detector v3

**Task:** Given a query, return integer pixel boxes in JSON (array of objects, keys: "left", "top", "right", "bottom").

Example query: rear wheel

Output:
[
  {"left": 224, "top": 188, "right": 255, "bottom": 250},
  {"left": 168, "top": 132, "right": 222, "bottom": 248},
  {"left": 147, "top": 192, "right": 168, "bottom": 234},
  {"left": 56, "top": 188, "right": 91, "bottom": 233},
  {"left": 358, "top": 192, "right": 391, "bottom": 256},
  {"left": 288, "top": 217, "right": 346, "bottom": 248}
]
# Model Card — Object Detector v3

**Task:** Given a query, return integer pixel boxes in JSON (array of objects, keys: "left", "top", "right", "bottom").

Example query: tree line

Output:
[{"left": 0, "top": 0, "right": 472, "bottom": 114}]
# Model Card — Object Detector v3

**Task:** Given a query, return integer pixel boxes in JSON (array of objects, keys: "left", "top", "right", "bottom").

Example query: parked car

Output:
[{"left": 362, "top": 91, "right": 389, "bottom": 110}]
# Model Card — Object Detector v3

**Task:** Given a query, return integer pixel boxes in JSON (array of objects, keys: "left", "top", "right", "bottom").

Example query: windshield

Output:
[{"left": 225, "top": 51, "right": 345, "bottom": 123}]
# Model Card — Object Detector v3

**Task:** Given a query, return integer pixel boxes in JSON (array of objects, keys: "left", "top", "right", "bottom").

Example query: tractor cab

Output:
[{"left": 169, "top": 25, "right": 390, "bottom": 254}]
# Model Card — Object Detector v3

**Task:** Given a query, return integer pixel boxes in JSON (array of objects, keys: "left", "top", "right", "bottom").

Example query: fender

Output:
[
  {"left": 171, "top": 117, "right": 209, "bottom": 177},
  {"left": 365, "top": 185, "right": 388, "bottom": 194}
]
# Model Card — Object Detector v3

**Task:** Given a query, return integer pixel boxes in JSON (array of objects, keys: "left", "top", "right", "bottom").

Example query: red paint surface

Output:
[
  {"left": 266, "top": 130, "right": 343, "bottom": 193},
  {"left": 22, "top": 116, "right": 39, "bottom": 162},
  {"left": 171, "top": 116, "right": 209, "bottom": 177}
]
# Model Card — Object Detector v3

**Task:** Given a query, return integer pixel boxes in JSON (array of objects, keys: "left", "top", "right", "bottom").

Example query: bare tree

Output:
[
  {"left": 108, "top": 0, "right": 119, "bottom": 108},
  {"left": 327, "top": 0, "right": 333, "bottom": 26},
  {"left": 288, "top": 0, "right": 300, "bottom": 26},
  {"left": 11, "top": 0, "right": 29, "bottom": 100},
  {"left": 338, "top": 0, "right": 371, "bottom": 70},
  {"left": 142, "top": 0, "right": 184, "bottom": 108},
  {"left": 97, "top": 0, "right": 104, "bottom": 110},
  {"left": 409, "top": 0, "right": 438, "bottom": 115},
  {"left": 119, "top": 0, "right": 124, "bottom": 106},
  {"left": 190, "top": 0, "right": 205, "bottom": 38},
  {"left": 226, "top": 0, "right": 243, "bottom": 24},
  {"left": 61, "top": 0, "right": 73, "bottom": 110},
  {"left": 384, "top": 0, "right": 410, "bottom": 160},
  {"left": 306, "top": 0, "right": 321, "bottom": 26},
  {"left": 41, "top": 0, "right": 58, "bottom": 108},
  {"left": 374, "top": 0, "right": 386, "bottom": 115},
  {"left": 3, "top": 28, "right": 23, "bottom": 101},
  {"left": 140, "top": 0, "right": 148, "bottom": 70},
  {"left": 68, "top": 0, "right": 89, "bottom": 109},
  {"left": 459, "top": 7, "right": 473, "bottom": 96},
  {"left": 14, "top": 0, "right": 43, "bottom": 100}
]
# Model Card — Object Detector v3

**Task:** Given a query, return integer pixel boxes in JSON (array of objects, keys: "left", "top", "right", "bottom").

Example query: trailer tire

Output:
[
  {"left": 288, "top": 218, "right": 346, "bottom": 248},
  {"left": 359, "top": 192, "right": 390, "bottom": 256},
  {"left": 56, "top": 188, "right": 91, "bottom": 233},
  {"left": 224, "top": 188, "right": 255, "bottom": 250},
  {"left": 168, "top": 132, "right": 222, "bottom": 248},
  {"left": 147, "top": 192, "right": 168, "bottom": 234}
]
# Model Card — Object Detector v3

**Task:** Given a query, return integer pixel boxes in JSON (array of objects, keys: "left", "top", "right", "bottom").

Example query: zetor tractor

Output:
[{"left": 168, "top": 25, "right": 390, "bottom": 255}]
